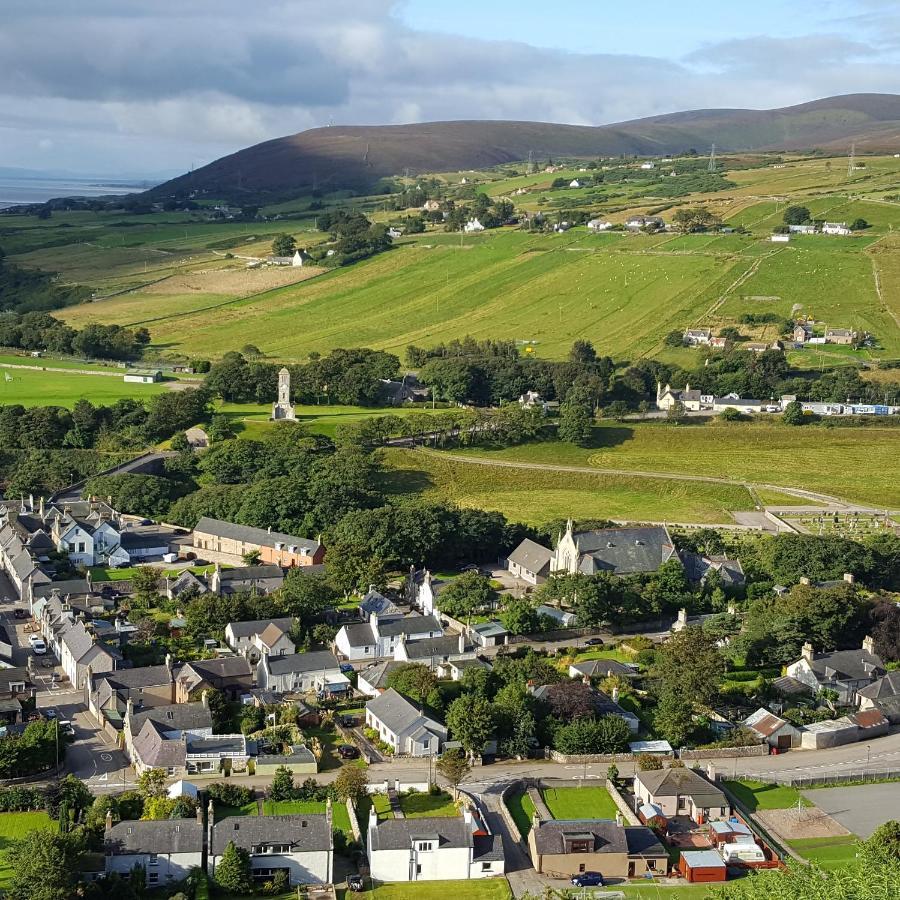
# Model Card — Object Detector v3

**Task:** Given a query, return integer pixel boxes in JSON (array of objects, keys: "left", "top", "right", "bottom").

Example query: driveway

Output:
[{"left": 803, "top": 782, "right": 900, "bottom": 838}]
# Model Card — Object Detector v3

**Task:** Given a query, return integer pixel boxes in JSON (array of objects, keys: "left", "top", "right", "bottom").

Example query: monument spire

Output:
[{"left": 271, "top": 367, "right": 296, "bottom": 421}]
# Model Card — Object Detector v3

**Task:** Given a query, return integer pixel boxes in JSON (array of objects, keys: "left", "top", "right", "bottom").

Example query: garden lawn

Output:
[
  {"left": 213, "top": 801, "right": 258, "bottom": 822},
  {"left": 399, "top": 791, "right": 458, "bottom": 818},
  {"left": 541, "top": 786, "right": 619, "bottom": 820},
  {"left": 0, "top": 811, "right": 55, "bottom": 887},
  {"left": 723, "top": 780, "right": 812, "bottom": 812},
  {"left": 789, "top": 835, "right": 860, "bottom": 870},
  {"left": 339, "top": 879, "right": 513, "bottom": 900},
  {"left": 505, "top": 789, "right": 536, "bottom": 840},
  {"left": 597, "top": 885, "right": 725, "bottom": 899},
  {"left": 262, "top": 799, "right": 353, "bottom": 838},
  {"left": 0, "top": 366, "right": 170, "bottom": 408}
]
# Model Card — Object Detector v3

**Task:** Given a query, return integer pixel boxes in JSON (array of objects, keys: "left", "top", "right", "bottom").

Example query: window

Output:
[
  {"left": 77, "top": 542, "right": 86, "bottom": 553},
  {"left": 578, "top": 864, "right": 586, "bottom": 873},
  {"left": 148, "top": 854, "right": 158, "bottom": 866},
  {"left": 481, "top": 863, "right": 492, "bottom": 872},
  {"left": 148, "top": 873, "right": 159, "bottom": 884},
  {"left": 415, "top": 841, "right": 433, "bottom": 852},
  {"left": 415, "top": 865, "right": 422, "bottom": 876}
]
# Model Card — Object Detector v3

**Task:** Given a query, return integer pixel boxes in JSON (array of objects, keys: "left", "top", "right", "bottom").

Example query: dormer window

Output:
[{"left": 415, "top": 841, "right": 433, "bottom": 852}]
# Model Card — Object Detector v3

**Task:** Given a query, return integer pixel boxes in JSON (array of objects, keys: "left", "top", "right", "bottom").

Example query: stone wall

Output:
[
  {"left": 548, "top": 750, "right": 642, "bottom": 764},
  {"left": 679, "top": 744, "right": 768, "bottom": 760},
  {"left": 606, "top": 778, "right": 640, "bottom": 825}
]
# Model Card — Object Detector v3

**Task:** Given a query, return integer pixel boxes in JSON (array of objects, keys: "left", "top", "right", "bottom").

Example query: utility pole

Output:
[{"left": 708, "top": 143, "right": 717, "bottom": 174}]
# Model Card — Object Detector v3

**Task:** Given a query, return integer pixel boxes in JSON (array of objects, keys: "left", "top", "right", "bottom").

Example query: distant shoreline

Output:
[{"left": 0, "top": 176, "right": 157, "bottom": 209}]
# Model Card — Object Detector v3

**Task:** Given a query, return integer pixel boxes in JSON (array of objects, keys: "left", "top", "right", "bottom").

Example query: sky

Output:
[{"left": 1, "top": 0, "right": 898, "bottom": 177}]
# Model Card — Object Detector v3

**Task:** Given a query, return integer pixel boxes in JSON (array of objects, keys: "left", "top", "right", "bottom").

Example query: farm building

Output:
[
  {"left": 124, "top": 369, "right": 162, "bottom": 384},
  {"left": 822, "top": 222, "right": 851, "bottom": 235},
  {"left": 770, "top": 234, "right": 790, "bottom": 242},
  {"left": 587, "top": 219, "right": 613, "bottom": 232},
  {"left": 678, "top": 850, "right": 727, "bottom": 883},
  {"left": 742, "top": 708, "right": 800, "bottom": 750}
]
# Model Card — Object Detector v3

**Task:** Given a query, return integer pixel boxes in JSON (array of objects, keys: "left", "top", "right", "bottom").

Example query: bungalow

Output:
[
  {"left": 711, "top": 396, "right": 763, "bottom": 414},
  {"left": 365, "top": 688, "right": 447, "bottom": 757},
  {"left": 528, "top": 815, "right": 667, "bottom": 881},
  {"left": 225, "top": 617, "right": 296, "bottom": 661},
  {"left": 192, "top": 517, "right": 324, "bottom": 568},
  {"left": 439, "top": 657, "right": 492, "bottom": 682},
  {"left": 256, "top": 650, "right": 348, "bottom": 697},
  {"left": 633, "top": 768, "right": 729, "bottom": 823},
  {"left": 568, "top": 659, "right": 638, "bottom": 681},
  {"left": 625, "top": 215, "right": 665, "bottom": 231},
  {"left": 507, "top": 538, "right": 552, "bottom": 584},
  {"left": 104, "top": 813, "right": 203, "bottom": 887},
  {"left": 367, "top": 805, "right": 504, "bottom": 882},
  {"left": 742, "top": 708, "right": 800, "bottom": 750},
  {"left": 785, "top": 637, "right": 884, "bottom": 704},
  {"left": 209, "top": 813, "right": 333, "bottom": 886}
]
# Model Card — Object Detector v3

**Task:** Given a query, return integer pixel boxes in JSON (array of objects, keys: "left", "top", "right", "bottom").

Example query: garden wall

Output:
[
  {"left": 679, "top": 744, "right": 768, "bottom": 760},
  {"left": 548, "top": 750, "right": 643, "bottom": 764},
  {"left": 606, "top": 778, "right": 640, "bottom": 825}
]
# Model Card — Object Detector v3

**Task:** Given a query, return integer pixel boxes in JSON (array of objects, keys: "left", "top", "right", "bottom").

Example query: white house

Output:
[
  {"left": 124, "top": 370, "right": 163, "bottom": 384},
  {"left": 256, "top": 650, "right": 348, "bottom": 696},
  {"left": 656, "top": 381, "right": 702, "bottom": 411},
  {"left": 507, "top": 538, "right": 552, "bottom": 584},
  {"left": 225, "top": 617, "right": 296, "bottom": 663},
  {"left": 633, "top": 768, "right": 729, "bottom": 824},
  {"left": 463, "top": 218, "right": 485, "bottom": 233},
  {"left": 393, "top": 631, "right": 475, "bottom": 670},
  {"left": 550, "top": 520, "right": 679, "bottom": 577},
  {"left": 823, "top": 222, "right": 851, "bottom": 236},
  {"left": 770, "top": 234, "right": 790, "bottom": 243},
  {"left": 365, "top": 688, "right": 447, "bottom": 757},
  {"left": 291, "top": 250, "right": 310, "bottom": 266},
  {"left": 568, "top": 179, "right": 581, "bottom": 188},
  {"left": 785, "top": 638, "right": 884, "bottom": 704},
  {"left": 742, "top": 708, "right": 801, "bottom": 750},
  {"left": 683, "top": 328, "right": 712, "bottom": 346},
  {"left": 334, "top": 611, "right": 443, "bottom": 661},
  {"left": 104, "top": 814, "right": 203, "bottom": 888},
  {"left": 210, "top": 812, "right": 333, "bottom": 887},
  {"left": 587, "top": 219, "right": 613, "bottom": 232},
  {"left": 367, "top": 805, "right": 504, "bottom": 882}
]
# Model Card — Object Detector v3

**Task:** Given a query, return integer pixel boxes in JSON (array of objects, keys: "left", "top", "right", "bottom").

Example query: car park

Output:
[
  {"left": 28, "top": 635, "right": 47, "bottom": 654},
  {"left": 571, "top": 872, "right": 603, "bottom": 887}
]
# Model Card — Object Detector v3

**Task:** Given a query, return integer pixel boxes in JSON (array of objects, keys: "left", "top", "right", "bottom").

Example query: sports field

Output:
[
  {"left": 0, "top": 365, "right": 171, "bottom": 407},
  {"left": 437, "top": 420, "right": 900, "bottom": 508}
]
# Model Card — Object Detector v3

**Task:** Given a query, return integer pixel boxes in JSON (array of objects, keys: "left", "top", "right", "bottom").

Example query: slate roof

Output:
[
  {"left": 129, "top": 701, "right": 212, "bottom": 735},
  {"left": 366, "top": 688, "right": 443, "bottom": 739},
  {"left": 105, "top": 819, "right": 203, "bottom": 855},
  {"left": 472, "top": 832, "right": 504, "bottom": 862},
  {"left": 681, "top": 552, "right": 745, "bottom": 586},
  {"left": 635, "top": 768, "right": 726, "bottom": 807},
  {"left": 507, "top": 539, "right": 552, "bottom": 574},
  {"left": 266, "top": 650, "right": 340, "bottom": 675},
  {"left": 194, "top": 517, "right": 321, "bottom": 555},
  {"left": 531, "top": 819, "right": 627, "bottom": 855},
  {"left": 179, "top": 656, "right": 252, "bottom": 683},
  {"left": 806, "top": 648, "right": 885, "bottom": 682},
  {"left": 572, "top": 526, "right": 679, "bottom": 576},
  {"left": 772, "top": 675, "right": 812, "bottom": 696},
  {"left": 570, "top": 659, "right": 638, "bottom": 679},
  {"left": 857, "top": 670, "right": 900, "bottom": 700},
  {"left": 368, "top": 816, "right": 471, "bottom": 852},
  {"left": 359, "top": 589, "right": 403, "bottom": 618},
  {"left": 132, "top": 720, "right": 187, "bottom": 769},
  {"left": 33, "top": 579, "right": 94, "bottom": 599},
  {"left": 119, "top": 527, "right": 174, "bottom": 550},
  {"left": 376, "top": 614, "right": 442, "bottom": 638},
  {"left": 211, "top": 814, "right": 331, "bottom": 855},
  {"left": 0, "top": 667, "right": 30, "bottom": 693},
  {"left": 402, "top": 635, "right": 466, "bottom": 660},
  {"left": 359, "top": 660, "right": 402, "bottom": 689},
  {"left": 625, "top": 826, "right": 668, "bottom": 858},
  {"left": 258, "top": 622, "right": 290, "bottom": 648},
  {"left": 96, "top": 666, "right": 172, "bottom": 692},
  {"left": 340, "top": 622, "right": 377, "bottom": 648},
  {"left": 227, "top": 617, "right": 295, "bottom": 640}
]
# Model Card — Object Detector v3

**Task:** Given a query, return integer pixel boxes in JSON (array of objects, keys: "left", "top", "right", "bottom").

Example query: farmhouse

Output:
[
  {"left": 192, "top": 517, "right": 324, "bottom": 568},
  {"left": 587, "top": 219, "right": 613, "bottom": 232},
  {"left": 365, "top": 688, "right": 447, "bottom": 756},
  {"left": 625, "top": 215, "right": 665, "bottom": 231},
  {"left": 825, "top": 327, "right": 856, "bottom": 345},
  {"left": 683, "top": 328, "right": 712, "bottom": 346},
  {"left": 209, "top": 813, "right": 333, "bottom": 886},
  {"left": 656, "top": 381, "right": 702, "bottom": 411},
  {"left": 550, "top": 520, "right": 679, "bottom": 577},
  {"left": 822, "top": 222, "right": 851, "bottom": 235},
  {"left": 785, "top": 638, "right": 885, "bottom": 704},
  {"left": 463, "top": 218, "right": 485, "bottom": 233}
]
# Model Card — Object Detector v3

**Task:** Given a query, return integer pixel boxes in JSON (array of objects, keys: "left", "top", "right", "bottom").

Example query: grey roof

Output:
[
  {"left": 266, "top": 650, "right": 340, "bottom": 675},
  {"left": 681, "top": 552, "right": 744, "bottom": 586},
  {"left": 227, "top": 617, "right": 295, "bottom": 640},
  {"left": 211, "top": 814, "right": 331, "bottom": 855},
  {"left": 129, "top": 701, "right": 212, "bottom": 735},
  {"left": 179, "top": 656, "right": 252, "bottom": 683},
  {"left": 376, "top": 614, "right": 442, "bottom": 638},
  {"left": 635, "top": 768, "right": 726, "bottom": 807},
  {"left": 625, "top": 826, "right": 668, "bottom": 858},
  {"left": 403, "top": 635, "right": 466, "bottom": 660},
  {"left": 473, "top": 832, "right": 504, "bottom": 862},
  {"left": 186, "top": 735, "right": 246, "bottom": 755},
  {"left": 574, "top": 526, "right": 679, "bottom": 576},
  {"left": 570, "top": 659, "right": 638, "bottom": 679},
  {"left": 368, "top": 816, "right": 471, "bottom": 852},
  {"left": 220, "top": 565, "right": 284, "bottom": 583},
  {"left": 341, "top": 622, "right": 377, "bottom": 648},
  {"left": 681, "top": 850, "right": 727, "bottom": 868},
  {"left": 366, "top": 688, "right": 443, "bottom": 738},
  {"left": 119, "top": 527, "right": 174, "bottom": 550},
  {"left": 0, "top": 667, "right": 30, "bottom": 693},
  {"left": 359, "top": 660, "right": 403, "bottom": 689},
  {"left": 131, "top": 720, "right": 187, "bottom": 769},
  {"left": 105, "top": 819, "right": 203, "bottom": 855},
  {"left": 359, "top": 589, "right": 403, "bottom": 617},
  {"left": 772, "top": 675, "right": 812, "bottom": 696},
  {"left": 531, "top": 819, "right": 627, "bottom": 856},
  {"left": 858, "top": 671, "right": 900, "bottom": 700},
  {"left": 807, "top": 648, "right": 885, "bottom": 682},
  {"left": 507, "top": 539, "right": 552, "bottom": 574},
  {"left": 194, "top": 517, "right": 321, "bottom": 555},
  {"left": 33, "top": 579, "right": 94, "bottom": 599}
]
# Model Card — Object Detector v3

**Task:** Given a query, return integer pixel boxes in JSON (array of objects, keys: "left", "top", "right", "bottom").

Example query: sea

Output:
[{"left": 0, "top": 176, "right": 156, "bottom": 209}]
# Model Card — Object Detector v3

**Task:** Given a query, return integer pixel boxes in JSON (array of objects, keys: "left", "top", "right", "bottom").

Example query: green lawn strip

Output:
[
  {"left": 338, "top": 878, "right": 513, "bottom": 900},
  {"left": 399, "top": 791, "right": 458, "bottom": 818},
  {"left": 789, "top": 835, "right": 861, "bottom": 870},
  {"left": 212, "top": 801, "right": 258, "bottom": 822},
  {"left": 504, "top": 789, "right": 536, "bottom": 839},
  {"left": 89, "top": 564, "right": 220, "bottom": 582},
  {"left": 723, "top": 780, "right": 812, "bottom": 812},
  {"left": 572, "top": 649, "right": 633, "bottom": 664},
  {"left": 597, "top": 884, "right": 723, "bottom": 899},
  {"left": 0, "top": 812, "right": 56, "bottom": 887},
  {"left": 541, "top": 786, "right": 619, "bottom": 820}
]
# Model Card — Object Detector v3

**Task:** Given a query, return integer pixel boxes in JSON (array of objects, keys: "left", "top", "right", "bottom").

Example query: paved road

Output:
[{"left": 803, "top": 783, "right": 900, "bottom": 838}]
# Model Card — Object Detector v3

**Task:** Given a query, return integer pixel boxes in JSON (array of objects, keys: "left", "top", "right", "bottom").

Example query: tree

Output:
[
  {"left": 130, "top": 566, "right": 163, "bottom": 609},
  {"left": 386, "top": 663, "right": 437, "bottom": 707},
  {"left": 5, "top": 830, "right": 84, "bottom": 900},
  {"left": 672, "top": 206, "right": 721, "bottom": 233},
  {"left": 783, "top": 205, "right": 811, "bottom": 226},
  {"left": 446, "top": 694, "right": 495, "bottom": 757},
  {"left": 636, "top": 753, "right": 664, "bottom": 770},
  {"left": 214, "top": 841, "right": 253, "bottom": 894},
  {"left": 271, "top": 233, "right": 296, "bottom": 257},
  {"left": 654, "top": 625, "right": 724, "bottom": 707},
  {"left": 558, "top": 388, "right": 593, "bottom": 445},
  {"left": 782, "top": 399, "right": 805, "bottom": 425},
  {"left": 136, "top": 768, "right": 167, "bottom": 798},
  {"left": 242, "top": 549, "right": 261, "bottom": 565},
  {"left": 436, "top": 747, "right": 472, "bottom": 797},
  {"left": 569, "top": 340, "right": 597, "bottom": 364},
  {"left": 268, "top": 765, "right": 294, "bottom": 801},
  {"left": 850, "top": 218, "right": 869, "bottom": 231},
  {"left": 334, "top": 763, "right": 368, "bottom": 806},
  {"left": 435, "top": 571, "right": 496, "bottom": 621},
  {"left": 554, "top": 716, "right": 631, "bottom": 754},
  {"left": 867, "top": 820, "right": 900, "bottom": 860},
  {"left": 653, "top": 692, "right": 696, "bottom": 747},
  {"left": 500, "top": 597, "right": 541, "bottom": 635}
]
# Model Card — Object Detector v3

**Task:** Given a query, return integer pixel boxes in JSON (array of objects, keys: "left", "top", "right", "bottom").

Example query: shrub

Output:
[
  {"left": 636, "top": 753, "right": 664, "bottom": 770},
  {"left": 206, "top": 783, "right": 253, "bottom": 807}
]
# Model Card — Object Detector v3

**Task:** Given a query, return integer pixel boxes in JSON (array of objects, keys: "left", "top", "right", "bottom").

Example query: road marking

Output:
[{"left": 100, "top": 752, "right": 112, "bottom": 762}]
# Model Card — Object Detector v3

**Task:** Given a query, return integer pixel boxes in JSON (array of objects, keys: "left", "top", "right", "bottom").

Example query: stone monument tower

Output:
[{"left": 271, "top": 367, "right": 296, "bottom": 421}]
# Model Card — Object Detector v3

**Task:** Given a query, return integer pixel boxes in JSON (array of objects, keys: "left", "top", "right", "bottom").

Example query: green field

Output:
[
  {"left": 434, "top": 419, "right": 900, "bottom": 508},
  {"left": 723, "top": 780, "right": 812, "bottom": 812},
  {"left": 788, "top": 835, "right": 860, "bottom": 870},
  {"left": 0, "top": 811, "right": 55, "bottom": 887},
  {"left": 540, "top": 786, "right": 620, "bottom": 820},
  {"left": 0, "top": 365, "right": 170, "bottom": 408},
  {"left": 382, "top": 446, "right": 779, "bottom": 526}
]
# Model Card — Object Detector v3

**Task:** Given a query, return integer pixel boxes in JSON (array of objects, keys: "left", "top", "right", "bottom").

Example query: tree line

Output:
[{"left": 0, "top": 310, "right": 149, "bottom": 360}]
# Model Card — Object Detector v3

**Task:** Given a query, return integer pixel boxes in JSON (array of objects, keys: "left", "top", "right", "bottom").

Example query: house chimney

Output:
[
  {"left": 85, "top": 569, "right": 92, "bottom": 591},
  {"left": 39, "top": 496, "right": 44, "bottom": 517},
  {"left": 844, "top": 573, "right": 856, "bottom": 584},
  {"left": 196, "top": 803, "right": 204, "bottom": 825},
  {"left": 727, "top": 602, "right": 737, "bottom": 616},
  {"left": 458, "top": 631, "right": 466, "bottom": 654},
  {"left": 582, "top": 674, "right": 591, "bottom": 687},
  {"left": 862, "top": 635, "right": 876, "bottom": 655},
  {"left": 267, "top": 526, "right": 272, "bottom": 534},
  {"left": 462, "top": 806, "right": 473, "bottom": 827},
  {"left": 799, "top": 576, "right": 811, "bottom": 586},
  {"left": 611, "top": 686, "right": 620, "bottom": 704},
  {"left": 201, "top": 690, "right": 209, "bottom": 709},
  {"left": 126, "top": 697, "right": 134, "bottom": 721},
  {"left": 105, "top": 809, "right": 113, "bottom": 833},
  {"left": 706, "top": 763, "right": 717, "bottom": 782},
  {"left": 677, "top": 608, "right": 688, "bottom": 625},
  {"left": 801, "top": 641, "right": 814, "bottom": 663},
  {"left": 325, "top": 796, "right": 333, "bottom": 830}
]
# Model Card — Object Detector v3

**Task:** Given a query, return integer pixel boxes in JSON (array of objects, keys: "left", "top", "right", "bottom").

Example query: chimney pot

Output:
[
  {"left": 862, "top": 635, "right": 876, "bottom": 655},
  {"left": 105, "top": 809, "right": 114, "bottom": 832},
  {"left": 802, "top": 641, "right": 814, "bottom": 662}
]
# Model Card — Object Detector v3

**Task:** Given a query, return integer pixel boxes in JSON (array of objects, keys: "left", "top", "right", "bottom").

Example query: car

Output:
[
  {"left": 340, "top": 715, "right": 356, "bottom": 728},
  {"left": 571, "top": 873, "right": 603, "bottom": 887},
  {"left": 13, "top": 609, "right": 28, "bottom": 619},
  {"left": 44, "top": 708, "right": 57, "bottom": 720},
  {"left": 339, "top": 663, "right": 355, "bottom": 673},
  {"left": 28, "top": 636, "right": 47, "bottom": 655},
  {"left": 337, "top": 744, "right": 360, "bottom": 759},
  {"left": 584, "top": 637, "right": 604, "bottom": 646},
  {"left": 347, "top": 875, "right": 364, "bottom": 892},
  {"left": 59, "top": 720, "right": 75, "bottom": 737}
]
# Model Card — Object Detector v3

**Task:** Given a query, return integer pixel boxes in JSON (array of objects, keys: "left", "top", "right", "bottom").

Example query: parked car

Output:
[
  {"left": 347, "top": 875, "right": 364, "bottom": 892},
  {"left": 44, "top": 708, "right": 57, "bottom": 719},
  {"left": 28, "top": 636, "right": 47, "bottom": 655},
  {"left": 340, "top": 715, "right": 357, "bottom": 728},
  {"left": 584, "top": 637, "right": 604, "bottom": 646},
  {"left": 338, "top": 744, "right": 360, "bottom": 759},
  {"left": 59, "top": 720, "right": 75, "bottom": 737},
  {"left": 571, "top": 873, "right": 603, "bottom": 887},
  {"left": 14, "top": 609, "right": 28, "bottom": 619}
]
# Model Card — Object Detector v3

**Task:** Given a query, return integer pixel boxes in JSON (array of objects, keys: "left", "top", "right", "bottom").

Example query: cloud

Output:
[{"left": 0, "top": 0, "right": 897, "bottom": 173}]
